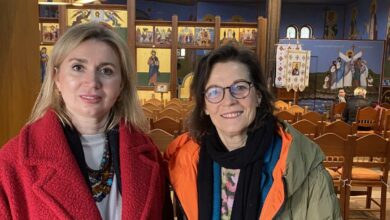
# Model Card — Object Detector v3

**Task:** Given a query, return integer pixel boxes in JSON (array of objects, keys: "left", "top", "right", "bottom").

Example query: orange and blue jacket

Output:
[{"left": 164, "top": 123, "right": 341, "bottom": 220}]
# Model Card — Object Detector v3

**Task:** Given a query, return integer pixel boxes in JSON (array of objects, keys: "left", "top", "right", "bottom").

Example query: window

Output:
[
  {"left": 286, "top": 25, "right": 298, "bottom": 39},
  {"left": 300, "top": 26, "right": 312, "bottom": 39}
]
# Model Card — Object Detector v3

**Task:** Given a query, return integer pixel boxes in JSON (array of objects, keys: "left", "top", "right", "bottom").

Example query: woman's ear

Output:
[
  {"left": 257, "top": 91, "right": 262, "bottom": 106},
  {"left": 53, "top": 67, "right": 61, "bottom": 91}
]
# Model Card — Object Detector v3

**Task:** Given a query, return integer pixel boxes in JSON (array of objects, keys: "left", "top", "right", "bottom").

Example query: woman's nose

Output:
[{"left": 84, "top": 71, "right": 101, "bottom": 88}]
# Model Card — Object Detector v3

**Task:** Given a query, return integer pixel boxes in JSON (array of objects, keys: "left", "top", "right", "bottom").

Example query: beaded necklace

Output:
[{"left": 87, "top": 138, "right": 115, "bottom": 202}]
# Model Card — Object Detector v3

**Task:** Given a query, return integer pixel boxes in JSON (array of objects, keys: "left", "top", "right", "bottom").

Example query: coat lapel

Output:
[
  {"left": 22, "top": 111, "right": 101, "bottom": 219},
  {"left": 119, "top": 122, "right": 162, "bottom": 220}
]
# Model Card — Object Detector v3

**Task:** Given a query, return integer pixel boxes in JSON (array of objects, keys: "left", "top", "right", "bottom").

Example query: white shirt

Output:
[{"left": 81, "top": 134, "right": 122, "bottom": 220}]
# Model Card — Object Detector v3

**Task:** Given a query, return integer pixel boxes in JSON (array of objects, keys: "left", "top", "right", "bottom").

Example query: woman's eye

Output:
[
  {"left": 99, "top": 68, "right": 114, "bottom": 75},
  {"left": 72, "top": 64, "right": 83, "bottom": 71}
]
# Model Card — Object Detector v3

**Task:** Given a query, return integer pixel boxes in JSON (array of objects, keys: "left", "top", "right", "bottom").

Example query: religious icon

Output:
[
  {"left": 40, "top": 47, "right": 49, "bottom": 82},
  {"left": 291, "top": 62, "right": 300, "bottom": 76},
  {"left": 148, "top": 50, "right": 160, "bottom": 86}
]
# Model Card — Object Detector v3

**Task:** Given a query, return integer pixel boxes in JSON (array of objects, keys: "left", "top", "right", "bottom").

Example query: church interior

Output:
[{"left": 2, "top": 0, "right": 390, "bottom": 219}]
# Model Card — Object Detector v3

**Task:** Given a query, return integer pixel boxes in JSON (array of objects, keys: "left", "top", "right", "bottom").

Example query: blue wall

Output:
[
  {"left": 136, "top": 0, "right": 196, "bottom": 21},
  {"left": 280, "top": 3, "right": 345, "bottom": 39},
  {"left": 103, "top": 0, "right": 390, "bottom": 40},
  {"left": 197, "top": 2, "right": 264, "bottom": 22},
  {"left": 344, "top": 0, "right": 390, "bottom": 40},
  {"left": 279, "top": 39, "right": 384, "bottom": 74}
]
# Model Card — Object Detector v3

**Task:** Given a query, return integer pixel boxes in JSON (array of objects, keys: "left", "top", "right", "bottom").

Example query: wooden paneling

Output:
[{"left": 0, "top": 1, "right": 40, "bottom": 145}]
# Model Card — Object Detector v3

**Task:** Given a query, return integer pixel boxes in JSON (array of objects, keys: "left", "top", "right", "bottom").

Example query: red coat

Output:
[{"left": 0, "top": 110, "right": 169, "bottom": 219}]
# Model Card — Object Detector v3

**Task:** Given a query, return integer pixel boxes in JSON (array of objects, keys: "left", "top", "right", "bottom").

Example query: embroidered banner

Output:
[
  {"left": 275, "top": 44, "right": 302, "bottom": 88},
  {"left": 285, "top": 50, "right": 311, "bottom": 92}
]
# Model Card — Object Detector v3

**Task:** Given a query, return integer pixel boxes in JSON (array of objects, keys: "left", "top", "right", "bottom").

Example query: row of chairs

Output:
[{"left": 314, "top": 133, "right": 389, "bottom": 220}]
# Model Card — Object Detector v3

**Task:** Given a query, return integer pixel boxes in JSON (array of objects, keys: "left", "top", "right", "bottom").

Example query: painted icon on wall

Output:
[
  {"left": 136, "top": 25, "right": 154, "bottom": 43},
  {"left": 178, "top": 27, "right": 195, "bottom": 45},
  {"left": 136, "top": 48, "right": 171, "bottom": 88},
  {"left": 41, "top": 23, "right": 59, "bottom": 43},
  {"left": 155, "top": 26, "right": 172, "bottom": 45},
  {"left": 39, "top": 45, "right": 53, "bottom": 82},
  {"left": 194, "top": 27, "right": 214, "bottom": 47}
]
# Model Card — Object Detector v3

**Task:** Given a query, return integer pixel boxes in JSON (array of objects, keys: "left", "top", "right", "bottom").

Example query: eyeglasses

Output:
[{"left": 204, "top": 81, "right": 253, "bottom": 104}]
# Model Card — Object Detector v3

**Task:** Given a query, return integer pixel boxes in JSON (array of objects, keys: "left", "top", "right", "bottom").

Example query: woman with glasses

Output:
[{"left": 164, "top": 45, "right": 340, "bottom": 220}]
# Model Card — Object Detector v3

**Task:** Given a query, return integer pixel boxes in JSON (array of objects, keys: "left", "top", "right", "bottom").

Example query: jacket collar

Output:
[{"left": 20, "top": 110, "right": 161, "bottom": 219}]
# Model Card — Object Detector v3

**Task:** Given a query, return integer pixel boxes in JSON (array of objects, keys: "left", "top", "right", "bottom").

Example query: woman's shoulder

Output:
[{"left": 164, "top": 132, "right": 200, "bottom": 164}]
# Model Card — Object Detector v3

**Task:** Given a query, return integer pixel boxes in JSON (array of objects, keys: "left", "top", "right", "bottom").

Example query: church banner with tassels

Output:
[
  {"left": 285, "top": 49, "right": 311, "bottom": 92},
  {"left": 275, "top": 44, "right": 310, "bottom": 92}
]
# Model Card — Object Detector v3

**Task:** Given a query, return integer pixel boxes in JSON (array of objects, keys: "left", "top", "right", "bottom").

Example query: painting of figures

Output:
[
  {"left": 155, "top": 26, "right": 172, "bottom": 45},
  {"left": 41, "top": 23, "right": 59, "bottom": 43},
  {"left": 178, "top": 27, "right": 195, "bottom": 45},
  {"left": 239, "top": 28, "right": 257, "bottom": 47},
  {"left": 194, "top": 27, "right": 214, "bottom": 47},
  {"left": 136, "top": 25, "right": 154, "bottom": 43}
]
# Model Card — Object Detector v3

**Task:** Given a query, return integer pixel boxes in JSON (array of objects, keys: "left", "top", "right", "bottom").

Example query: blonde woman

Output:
[{"left": 0, "top": 23, "right": 172, "bottom": 220}]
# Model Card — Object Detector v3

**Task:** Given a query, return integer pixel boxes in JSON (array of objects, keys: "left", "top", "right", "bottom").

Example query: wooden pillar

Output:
[
  {"left": 170, "top": 15, "right": 178, "bottom": 98},
  {"left": 214, "top": 16, "right": 221, "bottom": 48},
  {"left": 265, "top": 0, "right": 281, "bottom": 87},
  {"left": 0, "top": 0, "right": 40, "bottom": 145},
  {"left": 257, "top": 17, "right": 267, "bottom": 77},
  {"left": 127, "top": 0, "right": 136, "bottom": 73}
]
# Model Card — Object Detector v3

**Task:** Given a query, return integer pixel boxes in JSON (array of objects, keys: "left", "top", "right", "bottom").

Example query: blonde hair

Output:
[
  {"left": 29, "top": 23, "right": 148, "bottom": 132},
  {"left": 354, "top": 87, "right": 367, "bottom": 97}
]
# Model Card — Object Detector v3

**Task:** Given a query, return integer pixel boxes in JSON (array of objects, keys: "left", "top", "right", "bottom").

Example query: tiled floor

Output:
[{"left": 346, "top": 183, "right": 390, "bottom": 219}]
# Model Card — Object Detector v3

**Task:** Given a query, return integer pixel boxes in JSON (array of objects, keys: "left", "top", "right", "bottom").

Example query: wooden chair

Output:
[
  {"left": 164, "top": 102, "right": 182, "bottom": 111},
  {"left": 275, "top": 110, "right": 298, "bottom": 124},
  {"left": 274, "top": 100, "right": 289, "bottom": 112},
  {"left": 291, "top": 119, "right": 318, "bottom": 139},
  {"left": 142, "top": 107, "right": 157, "bottom": 120},
  {"left": 300, "top": 111, "right": 324, "bottom": 124},
  {"left": 149, "top": 129, "right": 174, "bottom": 153},
  {"left": 378, "top": 108, "right": 390, "bottom": 137},
  {"left": 144, "top": 98, "right": 163, "bottom": 107},
  {"left": 150, "top": 116, "right": 182, "bottom": 135},
  {"left": 352, "top": 106, "right": 380, "bottom": 137},
  {"left": 286, "top": 104, "right": 305, "bottom": 115},
  {"left": 345, "top": 134, "right": 390, "bottom": 220},
  {"left": 157, "top": 108, "right": 182, "bottom": 120},
  {"left": 142, "top": 102, "right": 162, "bottom": 112},
  {"left": 322, "top": 120, "right": 354, "bottom": 139},
  {"left": 313, "top": 133, "right": 351, "bottom": 219},
  {"left": 380, "top": 102, "right": 390, "bottom": 109},
  {"left": 330, "top": 102, "right": 346, "bottom": 121},
  {"left": 165, "top": 98, "right": 182, "bottom": 107}
]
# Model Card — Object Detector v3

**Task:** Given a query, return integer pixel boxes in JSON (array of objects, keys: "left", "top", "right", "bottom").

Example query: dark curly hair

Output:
[{"left": 188, "top": 45, "right": 276, "bottom": 143}]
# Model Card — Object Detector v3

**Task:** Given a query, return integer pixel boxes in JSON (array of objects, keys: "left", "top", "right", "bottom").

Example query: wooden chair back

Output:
[
  {"left": 144, "top": 98, "right": 163, "bottom": 107},
  {"left": 275, "top": 110, "right": 298, "bottom": 124},
  {"left": 301, "top": 111, "right": 325, "bottom": 124},
  {"left": 352, "top": 106, "right": 380, "bottom": 136},
  {"left": 286, "top": 104, "right": 305, "bottom": 115},
  {"left": 142, "top": 107, "right": 156, "bottom": 120},
  {"left": 291, "top": 119, "right": 318, "bottom": 139},
  {"left": 322, "top": 120, "right": 353, "bottom": 139},
  {"left": 380, "top": 102, "right": 390, "bottom": 109},
  {"left": 164, "top": 102, "right": 182, "bottom": 110},
  {"left": 158, "top": 108, "right": 182, "bottom": 120},
  {"left": 275, "top": 100, "right": 289, "bottom": 112},
  {"left": 150, "top": 116, "right": 182, "bottom": 135},
  {"left": 330, "top": 102, "right": 346, "bottom": 121},
  {"left": 149, "top": 128, "right": 174, "bottom": 153},
  {"left": 142, "top": 102, "right": 162, "bottom": 112}
]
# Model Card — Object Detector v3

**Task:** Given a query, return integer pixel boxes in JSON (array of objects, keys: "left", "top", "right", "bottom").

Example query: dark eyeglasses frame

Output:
[{"left": 204, "top": 81, "right": 253, "bottom": 104}]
